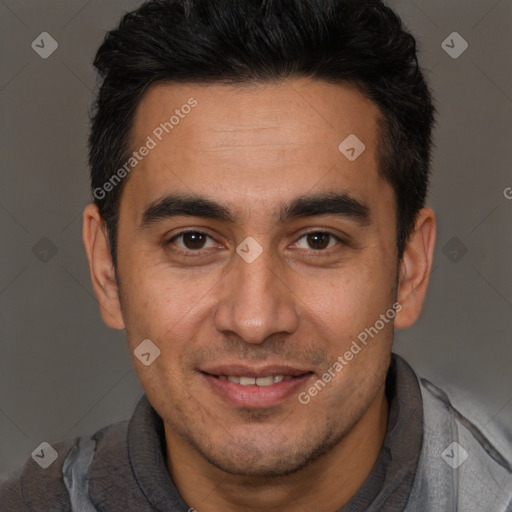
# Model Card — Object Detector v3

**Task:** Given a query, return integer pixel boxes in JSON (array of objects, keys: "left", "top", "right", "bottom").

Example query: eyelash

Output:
[{"left": 165, "top": 229, "right": 346, "bottom": 256}]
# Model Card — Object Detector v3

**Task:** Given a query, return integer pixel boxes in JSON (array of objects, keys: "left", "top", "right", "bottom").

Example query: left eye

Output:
[
  {"left": 295, "top": 232, "right": 340, "bottom": 250},
  {"left": 169, "top": 231, "right": 217, "bottom": 251}
]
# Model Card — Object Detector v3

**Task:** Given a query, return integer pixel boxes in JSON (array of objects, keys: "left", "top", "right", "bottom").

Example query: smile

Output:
[
  {"left": 200, "top": 368, "right": 314, "bottom": 408},
  {"left": 216, "top": 375, "right": 294, "bottom": 386}
]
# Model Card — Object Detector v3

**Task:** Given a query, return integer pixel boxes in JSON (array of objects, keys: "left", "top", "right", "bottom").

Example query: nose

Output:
[{"left": 214, "top": 244, "right": 300, "bottom": 344}]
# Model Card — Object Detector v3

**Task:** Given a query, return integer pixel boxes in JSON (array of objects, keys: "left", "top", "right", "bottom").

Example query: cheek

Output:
[
  {"left": 300, "top": 262, "right": 395, "bottom": 337},
  {"left": 120, "top": 263, "right": 220, "bottom": 351}
]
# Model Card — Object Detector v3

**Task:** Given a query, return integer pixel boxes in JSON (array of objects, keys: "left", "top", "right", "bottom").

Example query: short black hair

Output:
[{"left": 89, "top": 0, "right": 436, "bottom": 271}]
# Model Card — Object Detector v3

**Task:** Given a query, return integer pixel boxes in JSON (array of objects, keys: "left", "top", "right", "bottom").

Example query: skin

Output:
[{"left": 83, "top": 79, "right": 436, "bottom": 511}]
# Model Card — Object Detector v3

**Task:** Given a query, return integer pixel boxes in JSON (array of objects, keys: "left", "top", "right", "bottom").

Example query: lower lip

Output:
[{"left": 201, "top": 373, "right": 313, "bottom": 408}]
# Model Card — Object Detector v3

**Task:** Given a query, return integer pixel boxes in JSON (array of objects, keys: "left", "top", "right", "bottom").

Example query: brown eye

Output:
[
  {"left": 169, "top": 231, "right": 216, "bottom": 251},
  {"left": 308, "top": 233, "right": 329, "bottom": 250},
  {"left": 296, "top": 232, "right": 339, "bottom": 251},
  {"left": 182, "top": 232, "right": 207, "bottom": 249}
]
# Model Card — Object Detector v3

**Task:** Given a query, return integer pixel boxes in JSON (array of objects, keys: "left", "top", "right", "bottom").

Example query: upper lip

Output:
[{"left": 200, "top": 364, "right": 313, "bottom": 378}]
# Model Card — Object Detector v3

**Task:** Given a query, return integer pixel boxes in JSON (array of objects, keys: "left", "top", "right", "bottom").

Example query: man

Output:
[{"left": 1, "top": 0, "right": 511, "bottom": 510}]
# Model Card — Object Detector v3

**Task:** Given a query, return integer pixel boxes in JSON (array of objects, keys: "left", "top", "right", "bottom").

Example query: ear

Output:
[
  {"left": 394, "top": 208, "right": 436, "bottom": 329},
  {"left": 82, "top": 203, "right": 125, "bottom": 330}
]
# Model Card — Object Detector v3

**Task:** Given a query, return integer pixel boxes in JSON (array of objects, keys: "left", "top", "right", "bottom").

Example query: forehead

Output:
[
  {"left": 124, "top": 79, "right": 387, "bottom": 219},
  {"left": 133, "top": 79, "right": 379, "bottom": 149}
]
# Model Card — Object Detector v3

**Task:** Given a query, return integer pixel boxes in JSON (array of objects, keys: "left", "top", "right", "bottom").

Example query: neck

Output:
[{"left": 166, "top": 385, "right": 388, "bottom": 512}]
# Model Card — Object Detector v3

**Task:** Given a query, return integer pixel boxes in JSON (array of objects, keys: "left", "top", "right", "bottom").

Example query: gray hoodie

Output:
[{"left": 1, "top": 354, "right": 511, "bottom": 511}]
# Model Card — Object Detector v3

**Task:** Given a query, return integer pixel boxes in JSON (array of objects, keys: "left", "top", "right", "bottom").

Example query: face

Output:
[{"left": 100, "top": 79, "right": 403, "bottom": 476}]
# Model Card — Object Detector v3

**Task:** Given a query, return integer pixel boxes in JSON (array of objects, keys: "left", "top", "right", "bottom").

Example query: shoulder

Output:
[
  {"left": 0, "top": 419, "right": 130, "bottom": 511},
  {"left": 412, "top": 375, "right": 512, "bottom": 511},
  {"left": 0, "top": 437, "right": 77, "bottom": 511}
]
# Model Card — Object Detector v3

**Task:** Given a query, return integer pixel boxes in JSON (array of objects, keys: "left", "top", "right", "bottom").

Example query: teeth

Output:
[
  {"left": 220, "top": 375, "right": 292, "bottom": 386},
  {"left": 255, "top": 376, "right": 274, "bottom": 386}
]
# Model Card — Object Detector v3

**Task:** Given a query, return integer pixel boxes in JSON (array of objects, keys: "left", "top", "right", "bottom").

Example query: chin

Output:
[
  {"left": 189, "top": 426, "right": 342, "bottom": 478},
  {"left": 202, "top": 450, "right": 311, "bottom": 478}
]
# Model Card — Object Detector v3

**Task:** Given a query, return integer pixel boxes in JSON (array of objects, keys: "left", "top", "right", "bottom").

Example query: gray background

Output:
[{"left": 0, "top": 0, "right": 511, "bottom": 474}]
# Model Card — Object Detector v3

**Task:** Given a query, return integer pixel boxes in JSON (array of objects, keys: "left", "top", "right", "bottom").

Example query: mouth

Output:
[
  {"left": 199, "top": 365, "right": 314, "bottom": 408},
  {"left": 214, "top": 374, "right": 296, "bottom": 386}
]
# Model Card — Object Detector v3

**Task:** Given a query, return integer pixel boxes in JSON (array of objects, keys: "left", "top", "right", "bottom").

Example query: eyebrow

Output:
[{"left": 138, "top": 191, "right": 371, "bottom": 229}]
